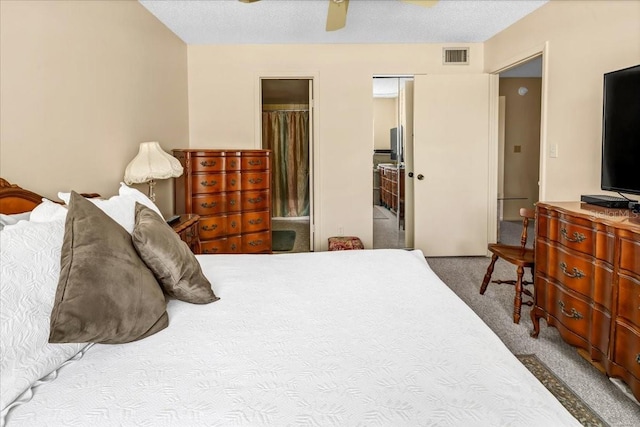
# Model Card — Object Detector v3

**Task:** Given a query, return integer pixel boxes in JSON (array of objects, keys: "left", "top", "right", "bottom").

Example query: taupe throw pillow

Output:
[
  {"left": 49, "top": 192, "right": 168, "bottom": 344},
  {"left": 132, "top": 203, "right": 219, "bottom": 304}
]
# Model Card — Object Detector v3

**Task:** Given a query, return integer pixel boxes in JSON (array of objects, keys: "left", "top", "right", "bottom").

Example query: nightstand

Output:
[{"left": 170, "top": 214, "right": 201, "bottom": 254}]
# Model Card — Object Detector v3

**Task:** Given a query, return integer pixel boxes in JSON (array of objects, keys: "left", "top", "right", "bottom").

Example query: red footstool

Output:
[{"left": 328, "top": 236, "right": 364, "bottom": 251}]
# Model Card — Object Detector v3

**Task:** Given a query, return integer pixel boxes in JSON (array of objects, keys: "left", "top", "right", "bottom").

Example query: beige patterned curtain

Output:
[{"left": 262, "top": 110, "right": 309, "bottom": 217}]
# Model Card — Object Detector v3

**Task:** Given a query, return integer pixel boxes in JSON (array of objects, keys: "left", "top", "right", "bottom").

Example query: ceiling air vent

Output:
[{"left": 443, "top": 48, "right": 469, "bottom": 65}]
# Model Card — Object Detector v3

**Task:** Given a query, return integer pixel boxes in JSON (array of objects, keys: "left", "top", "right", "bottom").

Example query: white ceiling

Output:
[{"left": 139, "top": 0, "right": 549, "bottom": 45}]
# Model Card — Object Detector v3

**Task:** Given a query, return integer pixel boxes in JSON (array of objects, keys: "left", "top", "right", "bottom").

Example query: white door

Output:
[
  {"left": 307, "top": 79, "right": 315, "bottom": 251},
  {"left": 413, "top": 74, "right": 490, "bottom": 256}
]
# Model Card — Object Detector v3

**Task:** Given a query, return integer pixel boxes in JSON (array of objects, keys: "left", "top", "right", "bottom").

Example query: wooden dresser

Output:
[
  {"left": 172, "top": 149, "right": 272, "bottom": 254},
  {"left": 379, "top": 164, "right": 404, "bottom": 218},
  {"left": 532, "top": 201, "right": 640, "bottom": 400}
]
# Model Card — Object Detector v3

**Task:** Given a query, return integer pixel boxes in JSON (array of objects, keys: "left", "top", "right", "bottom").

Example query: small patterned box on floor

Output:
[{"left": 328, "top": 236, "right": 364, "bottom": 251}]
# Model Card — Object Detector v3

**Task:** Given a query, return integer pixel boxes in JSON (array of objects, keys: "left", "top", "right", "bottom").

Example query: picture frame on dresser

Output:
[
  {"left": 172, "top": 149, "right": 272, "bottom": 254},
  {"left": 531, "top": 201, "right": 640, "bottom": 402}
]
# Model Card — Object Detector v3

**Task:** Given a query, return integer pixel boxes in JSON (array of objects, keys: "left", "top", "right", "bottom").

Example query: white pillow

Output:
[
  {"left": 0, "top": 212, "right": 30, "bottom": 230},
  {"left": 58, "top": 186, "right": 163, "bottom": 233},
  {"left": 118, "top": 182, "right": 163, "bottom": 219},
  {"left": 0, "top": 220, "right": 87, "bottom": 418},
  {"left": 29, "top": 199, "right": 67, "bottom": 223}
]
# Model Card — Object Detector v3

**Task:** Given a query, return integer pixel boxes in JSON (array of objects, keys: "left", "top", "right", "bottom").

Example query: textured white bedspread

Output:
[{"left": 6, "top": 249, "right": 579, "bottom": 426}]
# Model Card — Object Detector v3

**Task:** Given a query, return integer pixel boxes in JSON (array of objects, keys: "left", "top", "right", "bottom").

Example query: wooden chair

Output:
[{"left": 480, "top": 208, "right": 535, "bottom": 324}]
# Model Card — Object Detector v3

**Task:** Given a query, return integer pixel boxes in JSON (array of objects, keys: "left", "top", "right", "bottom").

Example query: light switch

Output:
[
  {"left": 549, "top": 144, "right": 558, "bottom": 158},
  {"left": 514, "top": 145, "right": 521, "bottom": 153}
]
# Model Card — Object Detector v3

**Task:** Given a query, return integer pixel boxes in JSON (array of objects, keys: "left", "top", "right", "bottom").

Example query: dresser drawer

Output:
[
  {"left": 241, "top": 156, "right": 268, "bottom": 170},
  {"left": 198, "top": 216, "right": 226, "bottom": 240},
  {"left": 538, "top": 240, "right": 613, "bottom": 308},
  {"left": 192, "top": 194, "right": 226, "bottom": 215},
  {"left": 242, "top": 210, "right": 270, "bottom": 233},
  {"left": 225, "top": 156, "right": 241, "bottom": 171},
  {"left": 618, "top": 274, "right": 640, "bottom": 327},
  {"left": 620, "top": 232, "right": 640, "bottom": 276},
  {"left": 200, "top": 236, "right": 242, "bottom": 254},
  {"left": 192, "top": 173, "right": 225, "bottom": 194},
  {"left": 242, "top": 172, "right": 269, "bottom": 191},
  {"left": 227, "top": 192, "right": 242, "bottom": 213},
  {"left": 226, "top": 172, "right": 241, "bottom": 192},
  {"left": 242, "top": 231, "right": 271, "bottom": 253},
  {"left": 242, "top": 190, "right": 270, "bottom": 210},
  {"left": 613, "top": 322, "right": 640, "bottom": 380},
  {"left": 190, "top": 156, "right": 224, "bottom": 173}
]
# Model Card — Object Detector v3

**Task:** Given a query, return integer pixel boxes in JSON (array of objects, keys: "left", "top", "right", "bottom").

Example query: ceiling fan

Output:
[{"left": 239, "top": 0, "right": 439, "bottom": 32}]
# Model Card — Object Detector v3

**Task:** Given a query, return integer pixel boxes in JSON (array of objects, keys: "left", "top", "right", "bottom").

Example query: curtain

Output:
[{"left": 262, "top": 110, "right": 310, "bottom": 217}]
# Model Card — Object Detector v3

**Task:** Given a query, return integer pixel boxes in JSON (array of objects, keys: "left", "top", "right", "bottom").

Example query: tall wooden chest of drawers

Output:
[
  {"left": 532, "top": 202, "right": 640, "bottom": 401},
  {"left": 172, "top": 149, "right": 272, "bottom": 254}
]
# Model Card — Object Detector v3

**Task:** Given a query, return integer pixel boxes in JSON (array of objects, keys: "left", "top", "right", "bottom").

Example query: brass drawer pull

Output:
[
  {"left": 558, "top": 301, "right": 583, "bottom": 320},
  {"left": 231, "top": 221, "right": 237, "bottom": 228},
  {"left": 186, "top": 231, "right": 195, "bottom": 238},
  {"left": 200, "top": 160, "right": 216, "bottom": 167},
  {"left": 248, "top": 197, "right": 262, "bottom": 204},
  {"left": 636, "top": 354, "right": 640, "bottom": 365},
  {"left": 229, "top": 179, "right": 237, "bottom": 186},
  {"left": 249, "top": 218, "right": 262, "bottom": 225},
  {"left": 201, "top": 224, "right": 217, "bottom": 231},
  {"left": 559, "top": 262, "right": 585, "bottom": 279},
  {"left": 248, "top": 159, "right": 262, "bottom": 166},
  {"left": 560, "top": 228, "right": 586, "bottom": 243},
  {"left": 230, "top": 160, "right": 237, "bottom": 168},
  {"left": 230, "top": 243, "right": 237, "bottom": 251},
  {"left": 230, "top": 199, "right": 237, "bottom": 206},
  {"left": 248, "top": 178, "right": 263, "bottom": 184},
  {"left": 203, "top": 248, "right": 219, "bottom": 254},
  {"left": 201, "top": 180, "right": 217, "bottom": 187},
  {"left": 200, "top": 202, "right": 217, "bottom": 209},
  {"left": 249, "top": 239, "right": 263, "bottom": 246}
]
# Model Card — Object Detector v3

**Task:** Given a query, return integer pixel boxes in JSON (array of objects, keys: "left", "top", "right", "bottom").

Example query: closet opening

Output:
[{"left": 260, "top": 78, "right": 313, "bottom": 253}]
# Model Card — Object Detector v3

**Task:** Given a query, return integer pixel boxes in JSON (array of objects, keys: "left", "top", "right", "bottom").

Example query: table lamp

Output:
[{"left": 124, "top": 141, "right": 183, "bottom": 202}]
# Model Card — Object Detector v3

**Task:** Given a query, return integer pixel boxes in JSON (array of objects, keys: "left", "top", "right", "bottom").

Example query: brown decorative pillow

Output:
[
  {"left": 131, "top": 203, "right": 219, "bottom": 304},
  {"left": 49, "top": 192, "right": 168, "bottom": 344}
]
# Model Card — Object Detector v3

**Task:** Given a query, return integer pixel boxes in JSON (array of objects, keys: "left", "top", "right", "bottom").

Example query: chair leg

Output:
[
  {"left": 480, "top": 254, "right": 499, "bottom": 295},
  {"left": 513, "top": 265, "right": 525, "bottom": 324}
]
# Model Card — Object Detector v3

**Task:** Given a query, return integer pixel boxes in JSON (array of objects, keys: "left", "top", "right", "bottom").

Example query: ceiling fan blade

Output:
[
  {"left": 401, "top": 0, "right": 438, "bottom": 7},
  {"left": 326, "top": 0, "right": 349, "bottom": 32}
]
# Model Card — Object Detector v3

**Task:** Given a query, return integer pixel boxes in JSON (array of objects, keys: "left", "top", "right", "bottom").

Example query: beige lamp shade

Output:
[{"left": 124, "top": 142, "right": 183, "bottom": 185}]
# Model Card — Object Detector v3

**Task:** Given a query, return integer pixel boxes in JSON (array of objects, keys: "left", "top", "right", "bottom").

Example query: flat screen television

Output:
[
  {"left": 390, "top": 126, "right": 403, "bottom": 162},
  {"left": 601, "top": 64, "right": 640, "bottom": 195}
]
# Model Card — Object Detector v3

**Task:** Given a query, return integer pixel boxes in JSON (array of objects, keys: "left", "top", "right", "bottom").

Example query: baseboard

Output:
[{"left": 609, "top": 378, "right": 640, "bottom": 407}]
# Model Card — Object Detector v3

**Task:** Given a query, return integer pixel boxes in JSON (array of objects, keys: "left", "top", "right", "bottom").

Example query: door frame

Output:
[
  {"left": 255, "top": 72, "right": 320, "bottom": 251},
  {"left": 487, "top": 42, "right": 549, "bottom": 245}
]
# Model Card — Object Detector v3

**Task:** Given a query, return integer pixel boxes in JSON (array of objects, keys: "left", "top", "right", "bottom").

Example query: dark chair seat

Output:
[{"left": 480, "top": 208, "right": 535, "bottom": 324}]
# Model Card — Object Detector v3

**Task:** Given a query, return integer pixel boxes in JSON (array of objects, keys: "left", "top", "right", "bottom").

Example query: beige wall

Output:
[
  {"left": 188, "top": 43, "right": 484, "bottom": 249},
  {"left": 0, "top": 0, "right": 189, "bottom": 215},
  {"left": 500, "top": 78, "right": 541, "bottom": 220},
  {"left": 485, "top": 0, "right": 640, "bottom": 202},
  {"left": 373, "top": 98, "right": 398, "bottom": 151}
]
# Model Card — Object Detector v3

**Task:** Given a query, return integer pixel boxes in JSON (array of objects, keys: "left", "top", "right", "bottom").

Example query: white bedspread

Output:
[{"left": 6, "top": 249, "right": 580, "bottom": 426}]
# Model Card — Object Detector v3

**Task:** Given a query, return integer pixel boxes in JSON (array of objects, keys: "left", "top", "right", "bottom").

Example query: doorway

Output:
[
  {"left": 372, "top": 76, "right": 413, "bottom": 249},
  {"left": 260, "top": 78, "right": 313, "bottom": 253},
  {"left": 497, "top": 56, "right": 542, "bottom": 245}
]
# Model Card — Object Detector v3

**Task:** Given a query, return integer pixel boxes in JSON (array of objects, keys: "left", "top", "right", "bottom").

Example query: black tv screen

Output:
[
  {"left": 601, "top": 64, "right": 640, "bottom": 195},
  {"left": 390, "top": 126, "right": 402, "bottom": 162}
]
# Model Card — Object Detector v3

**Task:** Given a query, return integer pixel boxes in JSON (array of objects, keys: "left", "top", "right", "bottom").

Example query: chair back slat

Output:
[{"left": 519, "top": 208, "right": 535, "bottom": 249}]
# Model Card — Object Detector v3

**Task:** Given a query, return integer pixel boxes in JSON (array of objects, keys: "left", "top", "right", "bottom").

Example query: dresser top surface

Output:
[{"left": 537, "top": 201, "right": 640, "bottom": 231}]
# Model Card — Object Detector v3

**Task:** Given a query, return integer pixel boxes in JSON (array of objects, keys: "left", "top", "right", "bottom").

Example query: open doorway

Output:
[
  {"left": 372, "top": 76, "right": 413, "bottom": 249},
  {"left": 497, "top": 56, "right": 542, "bottom": 245},
  {"left": 261, "top": 78, "right": 313, "bottom": 253}
]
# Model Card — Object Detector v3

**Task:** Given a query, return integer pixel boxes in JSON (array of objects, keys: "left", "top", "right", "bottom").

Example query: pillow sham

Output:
[
  {"left": 29, "top": 198, "right": 67, "bottom": 223},
  {"left": 0, "top": 219, "right": 87, "bottom": 415},
  {"left": 58, "top": 186, "right": 163, "bottom": 233},
  {"left": 49, "top": 191, "right": 168, "bottom": 344},
  {"left": 0, "top": 212, "right": 30, "bottom": 230},
  {"left": 132, "top": 203, "right": 219, "bottom": 304}
]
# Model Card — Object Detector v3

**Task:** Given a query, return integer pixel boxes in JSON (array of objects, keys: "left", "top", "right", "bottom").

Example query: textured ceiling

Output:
[{"left": 139, "top": 0, "right": 549, "bottom": 45}]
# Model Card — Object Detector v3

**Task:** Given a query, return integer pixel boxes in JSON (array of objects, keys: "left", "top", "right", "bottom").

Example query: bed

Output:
[{"left": 0, "top": 178, "right": 581, "bottom": 426}]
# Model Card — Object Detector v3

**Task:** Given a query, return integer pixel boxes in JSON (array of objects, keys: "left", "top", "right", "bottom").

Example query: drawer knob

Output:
[
  {"left": 636, "top": 354, "right": 640, "bottom": 365},
  {"left": 229, "top": 179, "right": 237, "bottom": 186},
  {"left": 200, "top": 160, "right": 216, "bottom": 167},
  {"left": 201, "top": 180, "right": 217, "bottom": 187},
  {"left": 249, "top": 239, "right": 263, "bottom": 246},
  {"left": 249, "top": 218, "right": 262, "bottom": 225},
  {"left": 230, "top": 243, "right": 237, "bottom": 251},
  {"left": 203, "top": 248, "right": 219, "bottom": 254},
  {"left": 248, "top": 159, "right": 262, "bottom": 166},
  {"left": 230, "top": 160, "right": 237, "bottom": 168},
  {"left": 186, "top": 231, "right": 195, "bottom": 238},
  {"left": 248, "top": 197, "right": 263, "bottom": 204},
  {"left": 231, "top": 221, "right": 237, "bottom": 228},
  {"left": 558, "top": 300, "right": 583, "bottom": 320},
  {"left": 201, "top": 224, "right": 217, "bottom": 231},
  {"left": 560, "top": 228, "right": 586, "bottom": 243},
  {"left": 559, "top": 262, "right": 585, "bottom": 279},
  {"left": 200, "top": 202, "right": 217, "bottom": 209},
  {"left": 230, "top": 199, "right": 237, "bottom": 206},
  {"left": 249, "top": 178, "right": 263, "bottom": 184}
]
